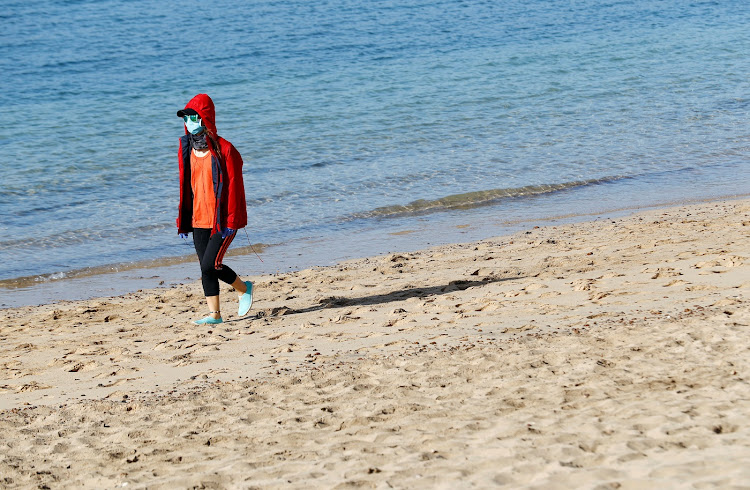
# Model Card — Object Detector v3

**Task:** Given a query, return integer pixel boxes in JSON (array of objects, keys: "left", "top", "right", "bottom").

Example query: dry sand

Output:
[{"left": 1, "top": 198, "right": 749, "bottom": 489}]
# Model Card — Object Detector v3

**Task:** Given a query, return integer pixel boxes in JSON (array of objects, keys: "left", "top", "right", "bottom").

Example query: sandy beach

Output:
[{"left": 1, "top": 198, "right": 749, "bottom": 489}]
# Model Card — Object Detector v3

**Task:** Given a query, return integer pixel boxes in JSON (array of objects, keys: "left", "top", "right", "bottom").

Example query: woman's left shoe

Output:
[
  {"left": 238, "top": 281, "right": 254, "bottom": 316},
  {"left": 194, "top": 316, "right": 223, "bottom": 325}
]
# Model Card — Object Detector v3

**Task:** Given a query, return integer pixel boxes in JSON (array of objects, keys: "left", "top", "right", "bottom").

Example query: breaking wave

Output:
[{"left": 351, "top": 176, "right": 627, "bottom": 220}]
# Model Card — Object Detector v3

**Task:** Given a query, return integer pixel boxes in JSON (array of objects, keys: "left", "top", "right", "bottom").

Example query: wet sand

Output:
[{"left": 1, "top": 198, "right": 749, "bottom": 488}]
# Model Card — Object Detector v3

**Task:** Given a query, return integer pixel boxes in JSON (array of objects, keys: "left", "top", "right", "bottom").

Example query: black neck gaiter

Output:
[{"left": 189, "top": 131, "right": 209, "bottom": 150}]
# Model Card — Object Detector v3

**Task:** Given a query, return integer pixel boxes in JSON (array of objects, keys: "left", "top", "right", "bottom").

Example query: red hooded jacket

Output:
[{"left": 176, "top": 94, "right": 248, "bottom": 235}]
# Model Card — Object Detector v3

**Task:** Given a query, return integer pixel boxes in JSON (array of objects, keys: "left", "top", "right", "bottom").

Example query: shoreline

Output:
[
  {"left": 1, "top": 196, "right": 748, "bottom": 487},
  {"left": 2, "top": 190, "right": 747, "bottom": 310}
]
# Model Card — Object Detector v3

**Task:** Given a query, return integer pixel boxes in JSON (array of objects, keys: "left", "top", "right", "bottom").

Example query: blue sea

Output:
[{"left": 2, "top": 0, "right": 749, "bottom": 307}]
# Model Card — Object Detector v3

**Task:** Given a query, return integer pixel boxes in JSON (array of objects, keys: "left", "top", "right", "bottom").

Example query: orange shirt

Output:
[{"left": 190, "top": 149, "right": 217, "bottom": 229}]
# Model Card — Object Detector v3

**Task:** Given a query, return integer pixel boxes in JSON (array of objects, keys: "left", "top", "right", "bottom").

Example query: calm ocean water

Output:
[{"left": 2, "top": 0, "right": 749, "bottom": 306}]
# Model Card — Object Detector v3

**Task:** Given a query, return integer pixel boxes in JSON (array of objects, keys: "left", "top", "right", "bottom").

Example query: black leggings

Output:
[{"left": 193, "top": 228, "right": 238, "bottom": 297}]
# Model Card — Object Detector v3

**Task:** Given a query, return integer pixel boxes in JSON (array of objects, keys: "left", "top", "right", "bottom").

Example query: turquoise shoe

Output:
[
  {"left": 238, "top": 281, "right": 254, "bottom": 316},
  {"left": 194, "top": 315, "right": 223, "bottom": 325}
]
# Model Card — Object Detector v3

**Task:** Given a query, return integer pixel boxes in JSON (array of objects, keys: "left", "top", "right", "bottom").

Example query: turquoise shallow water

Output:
[{"left": 1, "top": 0, "right": 749, "bottom": 306}]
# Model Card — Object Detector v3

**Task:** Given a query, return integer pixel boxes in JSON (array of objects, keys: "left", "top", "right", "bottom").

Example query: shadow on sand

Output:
[{"left": 239, "top": 274, "right": 522, "bottom": 321}]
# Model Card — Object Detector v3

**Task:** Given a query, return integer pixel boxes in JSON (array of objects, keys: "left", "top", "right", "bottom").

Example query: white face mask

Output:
[{"left": 184, "top": 115, "right": 205, "bottom": 135}]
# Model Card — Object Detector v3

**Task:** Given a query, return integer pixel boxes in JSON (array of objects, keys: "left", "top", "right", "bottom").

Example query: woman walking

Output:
[{"left": 176, "top": 93, "right": 253, "bottom": 325}]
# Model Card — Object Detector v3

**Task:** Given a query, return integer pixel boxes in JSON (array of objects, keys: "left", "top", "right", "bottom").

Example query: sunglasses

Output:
[{"left": 183, "top": 114, "right": 201, "bottom": 123}]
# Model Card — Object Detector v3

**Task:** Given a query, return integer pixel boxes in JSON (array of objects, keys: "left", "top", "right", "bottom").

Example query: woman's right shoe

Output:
[
  {"left": 194, "top": 316, "right": 223, "bottom": 325},
  {"left": 238, "top": 281, "right": 254, "bottom": 316}
]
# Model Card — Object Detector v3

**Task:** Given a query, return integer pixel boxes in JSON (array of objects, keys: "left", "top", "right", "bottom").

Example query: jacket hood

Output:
[{"left": 182, "top": 93, "right": 218, "bottom": 136}]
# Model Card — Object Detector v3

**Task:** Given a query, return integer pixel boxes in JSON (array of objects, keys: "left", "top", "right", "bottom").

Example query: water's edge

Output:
[{"left": 3, "top": 186, "right": 747, "bottom": 310}]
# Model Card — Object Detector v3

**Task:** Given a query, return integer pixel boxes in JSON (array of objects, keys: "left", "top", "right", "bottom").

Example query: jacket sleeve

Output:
[
  {"left": 176, "top": 138, "right": 191, "bottom": 233},
  {"left": 223, "top": 143, "right": 248, "bottom": 230}
]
